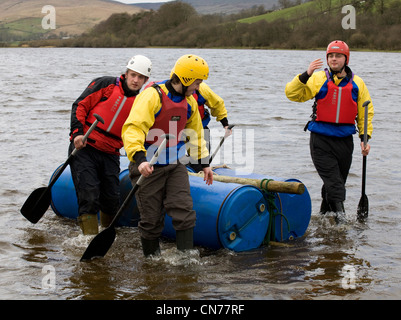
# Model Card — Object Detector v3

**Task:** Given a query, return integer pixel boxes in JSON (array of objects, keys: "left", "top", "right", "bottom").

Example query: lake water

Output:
[{"left": 1, "top": 47, "right": 400, "bottom": 302}]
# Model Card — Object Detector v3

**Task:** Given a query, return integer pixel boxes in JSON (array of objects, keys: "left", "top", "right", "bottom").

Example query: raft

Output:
[{"left": 50, "top": 156, "right": 311, "bottom": 252}]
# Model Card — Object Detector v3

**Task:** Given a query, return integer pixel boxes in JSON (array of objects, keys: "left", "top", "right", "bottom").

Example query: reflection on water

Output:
[{"left": 1, "top": 48, "right": 401, "bottom": 300}]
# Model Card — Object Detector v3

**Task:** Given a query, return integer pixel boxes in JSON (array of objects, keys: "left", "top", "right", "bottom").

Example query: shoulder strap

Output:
[
  {"left": 324, "top": 68, "right": 332, "bottom": 82},
  {"left": 151, "top": 83, "right": 163, "bottom": 103}
]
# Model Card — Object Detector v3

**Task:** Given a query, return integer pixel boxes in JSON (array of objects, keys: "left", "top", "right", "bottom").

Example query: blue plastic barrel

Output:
[
  {"left": 117, "top": 169, "right": 140, "bottom": 227},
  {"left": 161, "top": 175, "right": 270, "bottom": 251},
  {"left": 50, "top": 165, "right": 79, "bottom": 220},
  {"left": 212, "top": 167, "right": 312, "bottom": 242}
]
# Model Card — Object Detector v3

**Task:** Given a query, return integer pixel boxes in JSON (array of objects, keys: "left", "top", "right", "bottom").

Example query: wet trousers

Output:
[
  {"left": 128, "top": 162, "right": 196, "bottom": 240},
  {"left": 309, "top": 132, "right": 354, "bottom": 204},
  {"left": 69, "top": 143, "right": 120, "bottom": 217}
]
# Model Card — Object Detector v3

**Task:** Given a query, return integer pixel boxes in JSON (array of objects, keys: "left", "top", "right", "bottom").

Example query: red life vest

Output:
[
  {"left": 146, "top": 84, "right": 188, "bottom": 148},
  {"left": 315, "top": 69, "right": 358, "bottom": 125},
  {"left": 85, "top": 77, "right": 135, "bottom": 153},
  {"left": 148, "top": 81, "right": 209, "bottom": 125}
]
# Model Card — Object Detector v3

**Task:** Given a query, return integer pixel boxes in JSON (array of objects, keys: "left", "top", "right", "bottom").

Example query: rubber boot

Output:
[
  {"left": 100, "top": 211, "right": 114, "bottom": 228},
  {"left": 176, "top": 228, "right": 194, "bottom": 251},
  {"left": 331, "top": 201, "right": 346, "bottom": 224},
  {"left": 319, "top": 198, "right": 330, "bottom": 215},
  {"left": 78, "top": 214, "right": 98, "bottom": 235},
  {"left": 141, "top": 237, "right": 160, "bottom": 257}
]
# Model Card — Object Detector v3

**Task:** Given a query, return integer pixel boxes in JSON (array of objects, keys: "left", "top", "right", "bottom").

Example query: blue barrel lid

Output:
[{"left": 217, "top": 185, "right": 270, "bottom": 252}]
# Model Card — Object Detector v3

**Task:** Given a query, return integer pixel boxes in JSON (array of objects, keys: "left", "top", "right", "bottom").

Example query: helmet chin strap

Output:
[
  {"left": 329, "top": 62, "right": 347, "bottom": 77},
  {"left": 181, "top": 84, "right": 189, "bottom": 96},
  {"left": 330, "top": 66, "right": 344, "bottom": 75}
]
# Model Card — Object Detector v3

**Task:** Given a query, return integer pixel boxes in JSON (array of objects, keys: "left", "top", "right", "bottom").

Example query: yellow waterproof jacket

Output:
[
  {"left": 122, "top": 82, "right": 209, "bottom": 163},
  {"left": 285, "top": 69, "right": 374, "bottom": 139},
  {"left": 197, "top": 82, "right": 228, "bottom": 122}
]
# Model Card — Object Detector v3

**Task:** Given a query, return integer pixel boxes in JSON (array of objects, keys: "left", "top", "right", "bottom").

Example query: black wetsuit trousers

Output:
[
  {"left": 309, "top": 132, "right": 354, "bottom": 204},
  {"left": 69, "top": 143, "right": 120, "bottom": 217}
]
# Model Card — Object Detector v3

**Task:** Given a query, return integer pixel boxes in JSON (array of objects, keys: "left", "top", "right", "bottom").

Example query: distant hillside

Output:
[
  {"left": 239, "top": 0, "right": 401, "bottom": 24},
  {"left": 132, "top": 0, "right": 279, "bottom": 14},
  {"left": 12, "top": 0, "right": 401, "bottom": 51},
  {"left": 0, "top": 0, "right": 144, "bottom": 41}
]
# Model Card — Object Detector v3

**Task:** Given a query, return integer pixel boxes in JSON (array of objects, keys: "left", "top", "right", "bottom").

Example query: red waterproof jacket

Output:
[{"left": 70, "top": 75, "right": 138, "bottom": 154}]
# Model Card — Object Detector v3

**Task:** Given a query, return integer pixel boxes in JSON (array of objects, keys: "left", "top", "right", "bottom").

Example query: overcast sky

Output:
[{"left": 112, "top": 0, "right": 173, "bottom": 4}]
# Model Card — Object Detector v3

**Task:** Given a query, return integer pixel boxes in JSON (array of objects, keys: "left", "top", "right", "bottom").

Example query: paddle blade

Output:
[
  {"left": 357, "top": 194, "right": 369, "bottom": 221},
  {"left": 20, "top": 187, "right": 51, "bottom": 223},
  {"left": 80, "top": 227, "right": 116, "bottom": 261}
]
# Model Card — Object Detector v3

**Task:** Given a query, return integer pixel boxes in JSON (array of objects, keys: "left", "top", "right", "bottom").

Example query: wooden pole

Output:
[{"left": 188, "top": 172, "right": 305, "bottom": 195}]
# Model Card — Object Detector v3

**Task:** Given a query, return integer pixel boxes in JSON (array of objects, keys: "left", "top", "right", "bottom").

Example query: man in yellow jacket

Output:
[
  {"left": 285, "top": 40, "right": 374, "bottom": 223},
  {"left": 122, "top": 54, "right": 213, "bottom": 256}
]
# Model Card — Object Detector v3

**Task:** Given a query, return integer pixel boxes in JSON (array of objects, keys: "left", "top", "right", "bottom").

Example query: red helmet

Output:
[{"left": 326, "top": 40, "right": 350, "bottom": 65}]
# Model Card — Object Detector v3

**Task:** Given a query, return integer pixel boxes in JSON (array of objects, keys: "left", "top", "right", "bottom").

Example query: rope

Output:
[
  {"left": 259, "top": 178, "right": 272, "bottom": 190},
  {"left": 262, "top": 188, "right": 291, "bottom": 246}
]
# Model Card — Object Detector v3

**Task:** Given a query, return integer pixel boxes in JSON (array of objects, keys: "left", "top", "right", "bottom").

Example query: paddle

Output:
[
  {"left": 357, "top": 100, "right": 370, "bottom": 221},
  {"left": 20, "top": 114, "right": 104, "bottom": 224},
  {"left": 209, "top": 124, "right": 235, "bottom": 164},
  {"left": 80, "top": 134, "right": 173, "bottom": 261}
]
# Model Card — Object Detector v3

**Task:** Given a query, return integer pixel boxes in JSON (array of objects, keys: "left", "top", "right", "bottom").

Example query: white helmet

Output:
[{"left": 126, "top": 55, "right": 152, "bottom": 77}]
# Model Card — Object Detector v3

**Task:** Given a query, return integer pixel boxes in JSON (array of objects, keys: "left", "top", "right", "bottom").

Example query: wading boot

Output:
[
  {"left": 141, "top": 237, "right": 160, "bottom": 257},
  {"left": 319, "top": 198, "right": 331, "bottom": 215},
  {"left": 100, "top": 211, "right": 114, "bottom": 228},
  {"left": 176, "top": 228, "right": 194, "bottom": 251},
  {"left": 331, "top": 201, "right": 347, "bottom": 224},
  {"left": 78, "top": 214, "right": 98, "bottom": 235}
]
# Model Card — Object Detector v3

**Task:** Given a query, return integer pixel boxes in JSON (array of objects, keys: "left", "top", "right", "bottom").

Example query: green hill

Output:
[
  {"left": 239, "top": 0, "right": 334, "bottom": 24},
  {"left": 239, "top": 0, "right": 396, "bottom": 25}
]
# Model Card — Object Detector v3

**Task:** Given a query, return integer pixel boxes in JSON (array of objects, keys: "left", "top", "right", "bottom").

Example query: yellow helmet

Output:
[{"left": 171, "top": 54, "right": 209, "bottom": 86}]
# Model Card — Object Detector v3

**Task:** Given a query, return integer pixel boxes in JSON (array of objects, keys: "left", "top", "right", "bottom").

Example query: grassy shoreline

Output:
[{"left": 2, "top": 42, "right": 400, "bottom": 53}]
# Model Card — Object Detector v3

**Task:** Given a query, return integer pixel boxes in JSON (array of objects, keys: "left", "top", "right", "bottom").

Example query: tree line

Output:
[{"left": 21, "top": 0, "right": 401, "bottom": 51}]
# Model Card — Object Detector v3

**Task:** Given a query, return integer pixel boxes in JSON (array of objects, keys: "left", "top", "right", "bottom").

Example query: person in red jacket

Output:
[{"left": 69, "top": 55, "right": 152, "bottom": 235}]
